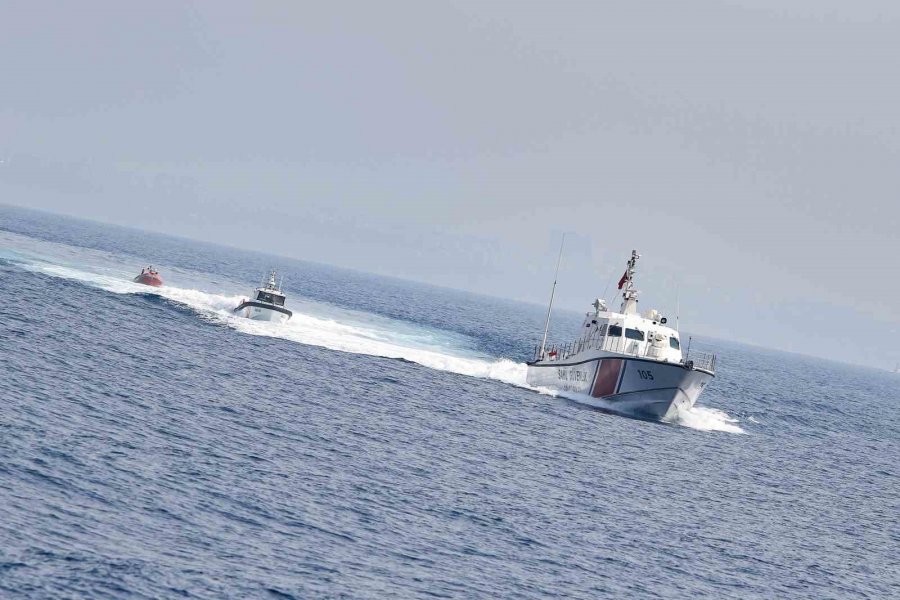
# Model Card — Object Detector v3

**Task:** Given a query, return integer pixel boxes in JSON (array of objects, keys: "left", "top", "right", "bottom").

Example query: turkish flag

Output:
[{"left": 617, "top": 271, "right": 628, "bottom": 289}]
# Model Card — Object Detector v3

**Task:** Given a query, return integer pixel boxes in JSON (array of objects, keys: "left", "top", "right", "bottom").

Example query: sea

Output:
[{"left": 0, "top": 204, "right": 897, "bottom": 599}]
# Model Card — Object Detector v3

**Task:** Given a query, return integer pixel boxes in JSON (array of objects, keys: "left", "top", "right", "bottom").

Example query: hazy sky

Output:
[{"left": 2, "top": 1, "right": 899, "bottom": 368}]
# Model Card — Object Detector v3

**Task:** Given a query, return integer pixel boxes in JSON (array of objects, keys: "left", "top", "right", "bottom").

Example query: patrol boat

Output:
[
  {"left": 233, "top": 270, "right": 293, "bottom": 323},
  {"left": 526, "top": 249, "right": 716, "bottom": 420}
]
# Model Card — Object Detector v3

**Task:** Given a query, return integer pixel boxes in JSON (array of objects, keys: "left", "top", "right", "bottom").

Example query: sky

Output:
[{"left": 2, "top": 1, "right": 899, "bottom": 369}]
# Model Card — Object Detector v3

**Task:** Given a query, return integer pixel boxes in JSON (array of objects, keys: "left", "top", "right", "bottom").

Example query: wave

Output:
[
  {"left": 554, "top": 391, "right": 746, "bottom": 434},
  {"left": 664, "top": 404, "right": 746, "bottom": 434}
]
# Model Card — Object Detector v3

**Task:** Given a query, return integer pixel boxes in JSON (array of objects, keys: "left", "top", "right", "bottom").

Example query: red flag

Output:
[{"left": 617, "top": 271, "right": 628, "bottom": 289}]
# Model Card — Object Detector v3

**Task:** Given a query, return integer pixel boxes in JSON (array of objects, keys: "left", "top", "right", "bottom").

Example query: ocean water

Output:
[{"left": 0, "top": 205, "right": 897, "bottom": 598}]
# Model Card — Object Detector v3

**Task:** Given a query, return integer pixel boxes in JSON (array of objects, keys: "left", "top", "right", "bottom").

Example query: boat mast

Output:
[
  {"left": 539, "top": 234, "right": 566, "bottom": 360},
  {"left": 619, "top": 250, "right": 641, "bottom": 314}
]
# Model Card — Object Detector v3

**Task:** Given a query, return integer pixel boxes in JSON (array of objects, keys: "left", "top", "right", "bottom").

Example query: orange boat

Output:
[{"left": 134, "top": 265, "right": 163, "bottom": 287}]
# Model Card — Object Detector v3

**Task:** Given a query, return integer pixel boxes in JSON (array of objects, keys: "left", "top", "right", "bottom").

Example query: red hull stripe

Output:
[{"left": 591, "top": 359, "right": 623, "bottom": 398}]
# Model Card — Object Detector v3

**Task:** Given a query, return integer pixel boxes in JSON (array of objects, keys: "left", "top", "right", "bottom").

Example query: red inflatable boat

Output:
[{"left": 134, "top": 266, "right": 163, "bottom": 287}]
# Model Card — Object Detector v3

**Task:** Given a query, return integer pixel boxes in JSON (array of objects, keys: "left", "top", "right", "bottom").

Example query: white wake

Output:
[
  {"left": 550, "top": 391, "right": 745, "bottom": 434},
  {"left": 664, "top": 404, "right": 746, "bottom": 434},
  {"left": 16, "top": 258, "right": 529, "bottom": 387},
  {"left": 3, "top": 235, "right": 744, "bottom": 434}
]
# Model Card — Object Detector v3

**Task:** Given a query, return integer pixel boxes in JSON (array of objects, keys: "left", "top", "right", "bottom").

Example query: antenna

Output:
[
  {"left": 675, "top": 284, "right": 680, "bottom": 333},
  {"left": 539, "top": 234, "right": 566, "bottom": 360},
  {"left": 279, "top": 274, "right": 284, "bottom": 292}
]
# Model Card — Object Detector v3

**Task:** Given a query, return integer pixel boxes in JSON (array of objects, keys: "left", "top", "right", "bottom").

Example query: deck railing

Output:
[
  {"left": 531, "top": 334, "right": 657, "bottom": 363},
  {"left": 532, "top": 336, "right": 717, "bottom": 374},
  {"left": 683, "top": 349, "right": 716, "bottom": 373}
]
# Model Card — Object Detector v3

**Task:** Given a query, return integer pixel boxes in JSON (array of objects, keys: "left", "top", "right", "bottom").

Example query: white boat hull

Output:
[
  {"left": 526, "top": 352, "right": 713, "bottom": 419},
  {"left": 233, "top": 302, "right": 291, "bottom": 324}
]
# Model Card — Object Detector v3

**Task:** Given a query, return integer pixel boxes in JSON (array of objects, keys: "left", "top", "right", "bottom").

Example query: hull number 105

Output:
[{"left": 637, "top": 369, "right": 654, "bottom": 381}]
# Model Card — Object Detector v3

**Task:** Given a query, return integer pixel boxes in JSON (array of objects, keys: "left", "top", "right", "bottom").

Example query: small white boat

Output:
[
  {"left": 233, "top": 270, "right": 292, "bottom": 323},
  {"left": 525, "top": 249, "right": 716, "bottom": 420}
]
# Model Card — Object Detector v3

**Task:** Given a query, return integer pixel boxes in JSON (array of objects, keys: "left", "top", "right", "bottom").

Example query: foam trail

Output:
[
  {"left": 20, "top": 262, "right": 150, "bottom": 295},
  {"left": 5, "top": 239, "right": 744, "bottom": 433},
  {"left": 13, "top": 252, "right": 530, "bottom": 386},
  {"left": 664, "top": 404, "right": 746, "bottom": 434}
]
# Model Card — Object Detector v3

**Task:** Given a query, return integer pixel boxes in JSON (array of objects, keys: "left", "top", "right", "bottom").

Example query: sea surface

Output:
[{"left": 0, "top": 205, "right": 897, "bottom": 598}]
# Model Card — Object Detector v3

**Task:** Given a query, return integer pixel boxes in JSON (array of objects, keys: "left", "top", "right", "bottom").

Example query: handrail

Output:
[
  {"left": 683, "top": 349, "right": 716, "bottom": 373},
  {"left": 532, "top": 335, "right": 717, "bottom": 374}
]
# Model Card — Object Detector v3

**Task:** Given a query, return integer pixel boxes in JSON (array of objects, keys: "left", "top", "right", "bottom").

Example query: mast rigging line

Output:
[{"left": 539, "top": 234, "right": 566, "bottom": 360}]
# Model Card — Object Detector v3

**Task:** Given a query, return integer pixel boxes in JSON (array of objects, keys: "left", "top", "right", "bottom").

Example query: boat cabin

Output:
[
  {"left": 256, "top": 289, "right": 286, "bottom": 306},
  {"left": 537, "top": 251, "right": 687, "bottom": 364},
  {"left": 576, "top": 307, "right": 682, "bottom": 363}
]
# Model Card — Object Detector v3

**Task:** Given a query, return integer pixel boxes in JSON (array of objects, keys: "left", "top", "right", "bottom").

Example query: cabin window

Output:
[
  {"left": 273, "top": 295, "right": 285, "bottom": 307},
  {"left": 625, "top": 328, "right": 645, "bottom": 341},
  {"left": 669, "top": 337, "right": 680, "bottom": 350},
  {"left": 257, "top": 292, "right": 273, "bottom": 303},
  {"left": 607, "top": 325, "right": 622, "bottom": 337}
]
